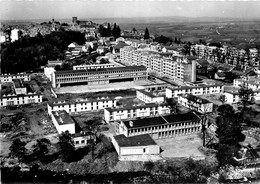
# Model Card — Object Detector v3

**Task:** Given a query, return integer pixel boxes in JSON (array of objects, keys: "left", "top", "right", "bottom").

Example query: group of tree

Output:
[
  {"left": 144, "top": 28, "right": 150, "bottom": 40},
  {"left": 98, "top": 23, "right": 121, "bottom": 38},
  {"left": 1, "top": 30, "right": 86, "bottom": 74}
]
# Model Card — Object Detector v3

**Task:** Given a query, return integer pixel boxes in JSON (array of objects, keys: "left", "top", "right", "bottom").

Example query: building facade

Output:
[
  {"left": 120, "top": 46, "right": 196, "bottom": 82},
  {"left": 136, "top": 90, "right": 165, "bottom": 103},
  {"left": 166, "top": 85, "right": 223, "bottom": 98},
  {"left": 47, "top": 97, "right": 117, "bottom": 115},
  {"left": 49, "top": 66, "right": 147, "bottom": 88},
  {"left": 116, "top": 112, "right": 202, "bottom": 139},
  {"left": 1, "top": 93, "right": 42, "bottom": 107},
  {"left": 1, "top": 73, "right": 31, "bottom": 83},
  {"left": 73, "top": 64, "right": 116, "bottom": 70},
  {"left": 178, "top": 94, "right": 214, "bottom": 113},
  {"left": 112, "top": 134, "right": 160, "bottom": 159},
  {"left": 104, "top": 103, "right": 170, "bottom": 122}
]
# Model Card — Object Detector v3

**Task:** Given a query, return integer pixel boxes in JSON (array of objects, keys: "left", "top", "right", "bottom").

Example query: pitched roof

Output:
[{"left": 114, "top": 134, "right": 157, "bottom": 147}]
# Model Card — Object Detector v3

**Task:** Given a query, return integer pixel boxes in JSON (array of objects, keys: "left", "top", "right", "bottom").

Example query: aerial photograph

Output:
[{"left": 1, "top": 0, "right": 260, "bottom": 183}]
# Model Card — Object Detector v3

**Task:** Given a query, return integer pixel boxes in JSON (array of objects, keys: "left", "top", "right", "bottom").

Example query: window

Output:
[
  {"left": 143, "top": 148, "right": 146, "bottom": 153},
  {"left": 75, "top": 141, "right": 79, "bottom": 144},
  {"left": 81, "top": 140, "right": 85, "bottom": 144}
]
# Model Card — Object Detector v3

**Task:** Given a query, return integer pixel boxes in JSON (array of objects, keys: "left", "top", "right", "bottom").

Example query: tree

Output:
[
  {"left": 84, "top": 119, "right": 99, "bottom": 159},
  {"left": 144, "top": 28, "right": 150, "bottom": 40},
  {"left": 215, "top": 104, "right": 245, "bottom": 166},
  {"left": 57, "top": 131, "right": 75, "bottom": 162},
  {"left": 32, "top": 138, "right": 51, "bottom": 161},
  {"left": 9, "top": 138, "right": 27, "bottom": 163},
  {"left": 238, "top": 84, "right": 253, "bottom": 111},
  {"left": 218, "top": 94, "right": 227, "bottom": 104},
  {"left": 166, "top": 98, "right": 177, "bottom": 114}
]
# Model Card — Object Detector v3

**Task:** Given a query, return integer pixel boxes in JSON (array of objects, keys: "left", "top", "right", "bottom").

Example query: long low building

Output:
[
  {"left": 73, "top": 64, "right": 116, "bottom": 70},
  {"left": 1, "top": 73, "right": 31, "bottom": 83},
  {"left": 47, "top": 97, "right": 117, "bottom": 115},
  {"left": 166, "top": 84, "right": 223, "bottom": 98},
  {"left": 1, "top": 93, "right": 42, "bottom": 107},
  {"left": 112, "top": 134, "right": 160, "bottom": 160},
  {"left": 48, "top": 65, "right": 147, "bottom": 88},
  {"left": 104, "top": 103, "right": 170, "bottom": 122},
  {"left": 116, "top": 112, "right": 201, "bottom": 139}
]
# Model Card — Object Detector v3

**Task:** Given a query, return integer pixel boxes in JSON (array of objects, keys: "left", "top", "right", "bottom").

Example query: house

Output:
[
  {"left": 50, "top": 110, "right": 96, "bottom": 148},
  {"left": 136, "top": 90, "right": 165, "bottom": 103},
  {"left": 104, "top": 103, "right": 170, "bottom": 122},
  {"left": 178, "top": 94, "right": 214, "bottom": 113},
  {"left": 112, "top": 134, "right": 160, "bottom": 160},
  {"left": 116, "top": 112, "right": 202, "bottom": 139}
]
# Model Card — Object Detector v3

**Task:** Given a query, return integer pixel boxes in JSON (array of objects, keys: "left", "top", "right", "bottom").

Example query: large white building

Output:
[
  {"left": 47, "top": 97, "right": 117, "bottom": 115},
  {"left": 104, "top": 103, "right": 170, "bottom": 122},
  {"left": 45, "top": 65, "right": 147, "bottom": 88},
  {"left": 233, "top": 77, "right": 260, "bottom": 90},
  {"left": 120, "top": 46, "right": 196, "bottom": 82},
  {"left": 166, "top": 85, "right": 223, "bottom": 98},
  {"left": 116, "top": 112, "right": 202, "bottom": 139}
]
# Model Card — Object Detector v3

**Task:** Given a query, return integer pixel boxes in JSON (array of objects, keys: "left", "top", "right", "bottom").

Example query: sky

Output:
[{"left": 1, "top": 0, "right": 260, "bottom": 20}]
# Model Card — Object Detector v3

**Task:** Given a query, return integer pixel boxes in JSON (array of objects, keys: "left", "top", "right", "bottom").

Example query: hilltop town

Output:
[{"left": 1, "top": 16, "right": 260, "bottom": 183}]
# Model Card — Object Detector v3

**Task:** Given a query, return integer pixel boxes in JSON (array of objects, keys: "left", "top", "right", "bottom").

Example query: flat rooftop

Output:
[
  {"left": 122, "top": 112, "right": 200, "bottom": 129},
  {"left": 51, "top": 110, "right": 75, "bottom": 125},
  {"left": 114, "top": 134, "right": 157, "bottom": 147},
  {"left": 55, "top": 65, "right": 147, "bottom": 74},
  {"left": 13, "top": 79, "right": 25, "bottom": 88}
]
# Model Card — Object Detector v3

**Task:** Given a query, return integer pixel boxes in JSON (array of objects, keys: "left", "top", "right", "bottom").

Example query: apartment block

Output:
[
  {"left": 136, "top": 90, "right": 164, "bottom": 103},
  {"left": 104, "top": 103, "right": 170, "bottom": 122},
  {"left": 1, "top": 73, "right": 31, "bottom": 83}
]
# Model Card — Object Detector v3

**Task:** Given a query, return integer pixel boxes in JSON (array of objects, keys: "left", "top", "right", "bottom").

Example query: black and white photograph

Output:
[{"left": 1, "top": 0, "right": 260, "bottom": 183}]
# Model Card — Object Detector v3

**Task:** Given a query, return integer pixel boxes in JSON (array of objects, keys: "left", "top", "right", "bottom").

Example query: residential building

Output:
[
  {"left": 178, "top": 94, "right": 214, "bottom": 113},
  {"left": 111, "top": 134, "right": 160, "bottom": 160},
  {"left": 47, "top": 97, "right": 117, "bottom": 115},
  {"left": 11, "top": 29, "right": 22, "bottom": 42},
  {"left": 116, "top": 112, "right": 202, "bottom": 139},
  {"left": 233, "top": 77, "right": 260, "bottom": 90},
  {"left": 166, "top": 85, "right": 223, "bottom": 98},
  {"left": 120, "top": 46, "right": 196, "bottom": 82},
  {"left": 1, "top": 73, "right": 31, "bottom": 83},
  {"left": 49, "top": 65, "right": 147, "bottom": 88},
  {"left": 73, "top": 132, "right": 96, "bottom": 148},
  {"left": 104, "top": 103, "right": 170, "bottom": 122},
  {"left": 136, "top": 90, "right": 165, "bottom": 103},
  {"left": 224, "top": 88, "right": 260, "bottom": 104}
]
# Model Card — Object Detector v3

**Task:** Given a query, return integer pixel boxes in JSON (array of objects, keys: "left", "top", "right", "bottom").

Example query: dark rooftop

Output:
[
  {"left": 13, "top": 79, "right": 25, "bottom": 88},
  {"left": 114, "top": 134, "right": 157, "bottom": 147},
  {"left": 55, "top": 65, "right": 146, "bottom": 74},
  {"left": 122, "top": 112, "right": 200, "bottom": 129},
  {"left": 51, "top": 110, "right": 75, "bottom": 125}
]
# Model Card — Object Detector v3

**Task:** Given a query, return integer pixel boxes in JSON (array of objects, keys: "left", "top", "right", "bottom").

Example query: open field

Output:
[{"left": 155, "top": 134, "right": 205, "bottom": 159}]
